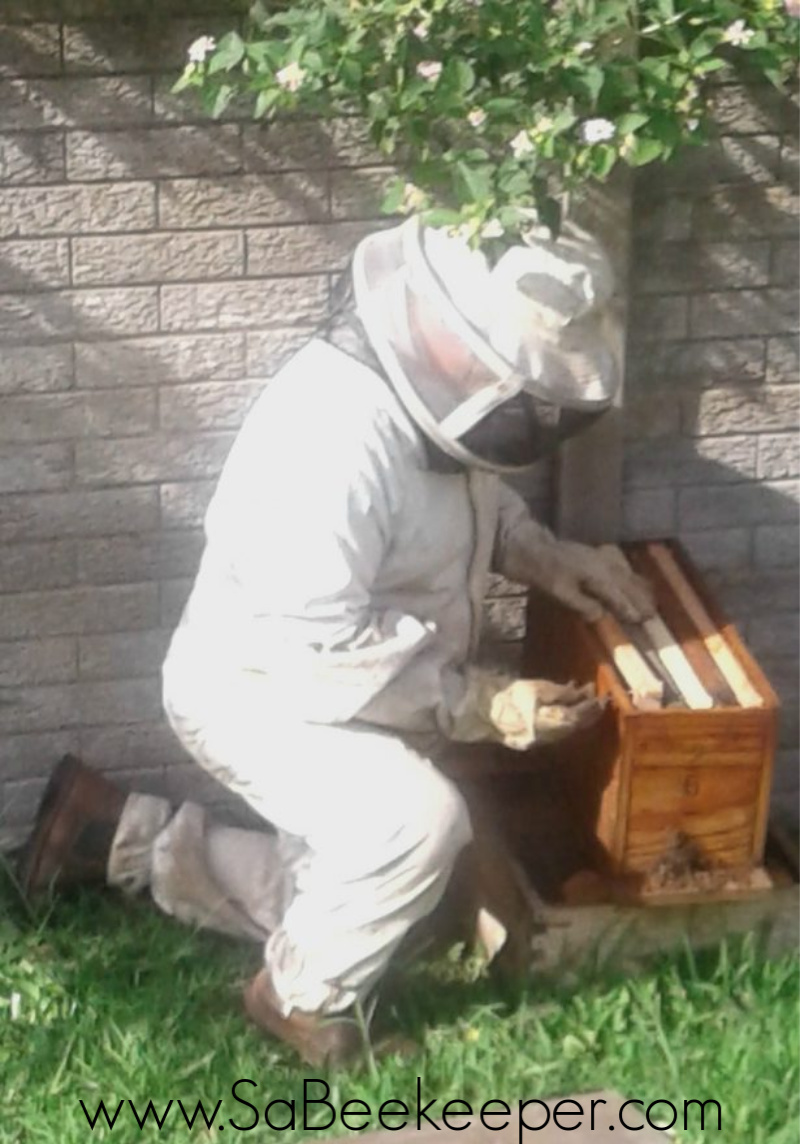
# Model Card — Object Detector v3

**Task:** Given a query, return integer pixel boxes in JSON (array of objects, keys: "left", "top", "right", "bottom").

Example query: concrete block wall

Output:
[
  {"left": 0, "top": 7, "right": 393, "bottom": 841},
  {"left": 623, "top": 79, "right": 799, "bottom": 818},
  {"left": 0, "top": 8, "right": 796, "bottom": 844}
]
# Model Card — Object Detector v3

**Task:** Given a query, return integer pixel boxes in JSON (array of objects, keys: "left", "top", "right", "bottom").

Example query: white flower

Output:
[
  {"left": 187, "top": 35, "right": 217, "bottom": 64},
  {"left": 276, "top": 61, "right": 307, "bottom": 93},
  {"left": 401, "top": 182, "right": 427, "bottom": 212},
  {"left": 575, "top": 41, "right": 593, "bottom": 54},
  {"left": 722, "top": 19, "right": 755, "bottom": 46},
  {"left": 687, "top": 117, "right": 700, "bottom": 132},
  {"left": 416, "top": 59, "right": 443, "bottom": 81},
  {"left": 580, "top": 117, "right": 616, "bottom": 144},
  {"left": 468, "top": 108, "right": 487, "bottom": 128},
  {"left": 510, "top": 129, "right": 534, "bottom": 158},
  {"left": 481, "top": 219, "right": 504, "bottom": 239},
  {"left": 532, "top": 115, "right": 554, "bottom": 137},
  {"left": 412, "top": 21, "right": 429, "bottom": 39}
]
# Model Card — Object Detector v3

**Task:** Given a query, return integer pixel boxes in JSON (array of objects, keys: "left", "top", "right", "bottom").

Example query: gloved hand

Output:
[
  {"left": 448, "top": 670, "right": 604, "bottom": 751},
  {"left": 519, "top": 540, "right": 655, "bottom": 624}
]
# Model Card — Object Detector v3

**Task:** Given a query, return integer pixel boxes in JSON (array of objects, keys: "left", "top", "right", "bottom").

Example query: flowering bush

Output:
[{"left": 176, "top": 0, "right": 799, "bottom": 241}]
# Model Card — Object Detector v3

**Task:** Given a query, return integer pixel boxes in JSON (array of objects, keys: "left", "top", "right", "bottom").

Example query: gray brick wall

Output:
[
  {"left": 624, "top": 79, "right": 799, "bottom": 818},
  {"left": 0, "top": 10, "right": 796, "bottom": 845},
  {"left": 0, "top": 8, "right": 354, "bottom": 840}
]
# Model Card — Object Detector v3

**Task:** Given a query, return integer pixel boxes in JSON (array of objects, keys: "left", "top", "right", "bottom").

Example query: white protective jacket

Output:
[{"left": 162, "top": 339, "right": 551, "bottom": 740}]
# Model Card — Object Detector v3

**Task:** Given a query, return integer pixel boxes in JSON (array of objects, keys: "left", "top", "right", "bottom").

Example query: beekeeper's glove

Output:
[
  {"left": 513, "top": 540, "right": 655, "bottom": 624},
  {"left": 447, "top": 671, "right": 604, "bottom": 751}
]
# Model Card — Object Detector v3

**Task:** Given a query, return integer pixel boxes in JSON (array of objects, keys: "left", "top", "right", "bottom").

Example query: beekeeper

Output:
[{"left": 20, "top": 216, "right": 653, "bottom": 1067}]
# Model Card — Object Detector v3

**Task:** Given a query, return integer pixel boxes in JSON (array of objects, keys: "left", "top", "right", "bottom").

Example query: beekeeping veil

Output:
[{"left": 352, "top": 216, "right": 620, "bottom": 471}]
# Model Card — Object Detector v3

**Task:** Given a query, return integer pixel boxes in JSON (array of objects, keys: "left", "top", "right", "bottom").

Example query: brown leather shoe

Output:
[
  {"left": 17, "top": 754, "right": 127, "bottom": 898},
  {"left": 243, "top": 969, "right": 363, "bottom": 1068}
]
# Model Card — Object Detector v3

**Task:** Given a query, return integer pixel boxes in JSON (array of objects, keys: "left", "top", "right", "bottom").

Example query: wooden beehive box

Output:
[{"left": 521, "top": 539, "right": 780, "bottom": 903}]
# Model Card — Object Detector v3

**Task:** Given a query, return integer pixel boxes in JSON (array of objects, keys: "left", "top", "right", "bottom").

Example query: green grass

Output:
[{"left": 0, "top": 864, "right": 797, "bottom": 1143}]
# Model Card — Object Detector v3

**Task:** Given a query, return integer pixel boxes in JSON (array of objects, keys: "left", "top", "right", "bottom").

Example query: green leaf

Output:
[
  {"left": 551, "top": 107, "right": 578, "bottom": 134},
  {"left": 498, "top": 204, "right": 528, "bottom": 229},
  {"left": 208, "top": 32, "right": 245, "bottom": 75},
  {"left": 381, "top": 179, "right": 406, "bottom": 215},
  {"left": 626, "top": 136, "right": 664, "bottom": 166},
  {"left": 639, "top": 57, "right": 671, "bottom": 82},
  {"left": 483, "top": 97, "right": 519, "bottom": 116},
  {"left": 616, "top": 112, "right": 649, "bottom": 135},
  {"left": 288, "top": 34, "right": 307, "bottom": 64},
  {"left": 589, "top": 143, "right": 617, "bottom": 178},
  {"left": 648, "top": 109, "right": 683, "bottom": 147},
  {"left": 245, "top": 41, "right": 275, "bottom": 69},
  {"left": 456, "top": 161, "right": 492, "bottom": 203},
  {"left": 340, "top": 58, "right": 362, "bottom": 86},
  {"left": 453, "top": 58, "right": 476, "bottom": 95},
  {"left": 761, "top": 64, "right": 787, "bottom": 89},
  {"left": 688, "top": 32, "right": 717, "bottom": 59},
  {"left": 254, "top": 87, "right": 280, "bottom": 118},
  {"left": 499, "top": 167, "right": 534, "bottom": 196},
  {"left": 399, "top": 79, "right": 428, "bottom": 110},
  {"left": 423, "top": 208, "right": 464, "bottom": 228},
  {"left": 745, "top": 30, "right": 769, "bottom": 50},
  {"left": 210, "top": 83, "right": 234, "bottom": 119},
  {"left": 170, "top": 67, "right": 197, "bottom": 94},
  {"left": 693, "top": 56, "right": 727, "bottom": 74},
  {"left": 577, "top": 65, "right": 604, "bottom": 104}
]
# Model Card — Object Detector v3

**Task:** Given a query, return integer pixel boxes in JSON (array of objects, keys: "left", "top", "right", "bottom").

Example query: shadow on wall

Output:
[{"left": 623, "top": 120, "right": 799, "bottom": 817}]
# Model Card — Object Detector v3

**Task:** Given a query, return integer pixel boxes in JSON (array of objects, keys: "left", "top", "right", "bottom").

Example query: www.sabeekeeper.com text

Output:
[{"left": 79, "top": 1076, "right": 723, "bottom": 1135}]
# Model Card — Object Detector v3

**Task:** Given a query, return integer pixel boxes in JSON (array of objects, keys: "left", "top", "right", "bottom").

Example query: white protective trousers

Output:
[{"left": 107, "top": 704, "right": 472, "bottom": 1017}]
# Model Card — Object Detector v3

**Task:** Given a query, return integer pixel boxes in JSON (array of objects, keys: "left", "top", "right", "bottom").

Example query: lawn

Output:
[{"left": 0, "top": 865, "right": 797, "bottom": 1144}]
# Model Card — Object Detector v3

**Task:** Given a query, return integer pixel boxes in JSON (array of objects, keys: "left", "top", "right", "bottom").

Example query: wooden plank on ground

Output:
[{"left": 534, "top": 878, "right": 799, "bottom": 977}]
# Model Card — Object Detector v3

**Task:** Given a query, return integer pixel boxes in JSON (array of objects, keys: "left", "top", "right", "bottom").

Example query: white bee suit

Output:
[{"left": 106, "top": 338, "right": 559, "bottom": 1016}]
